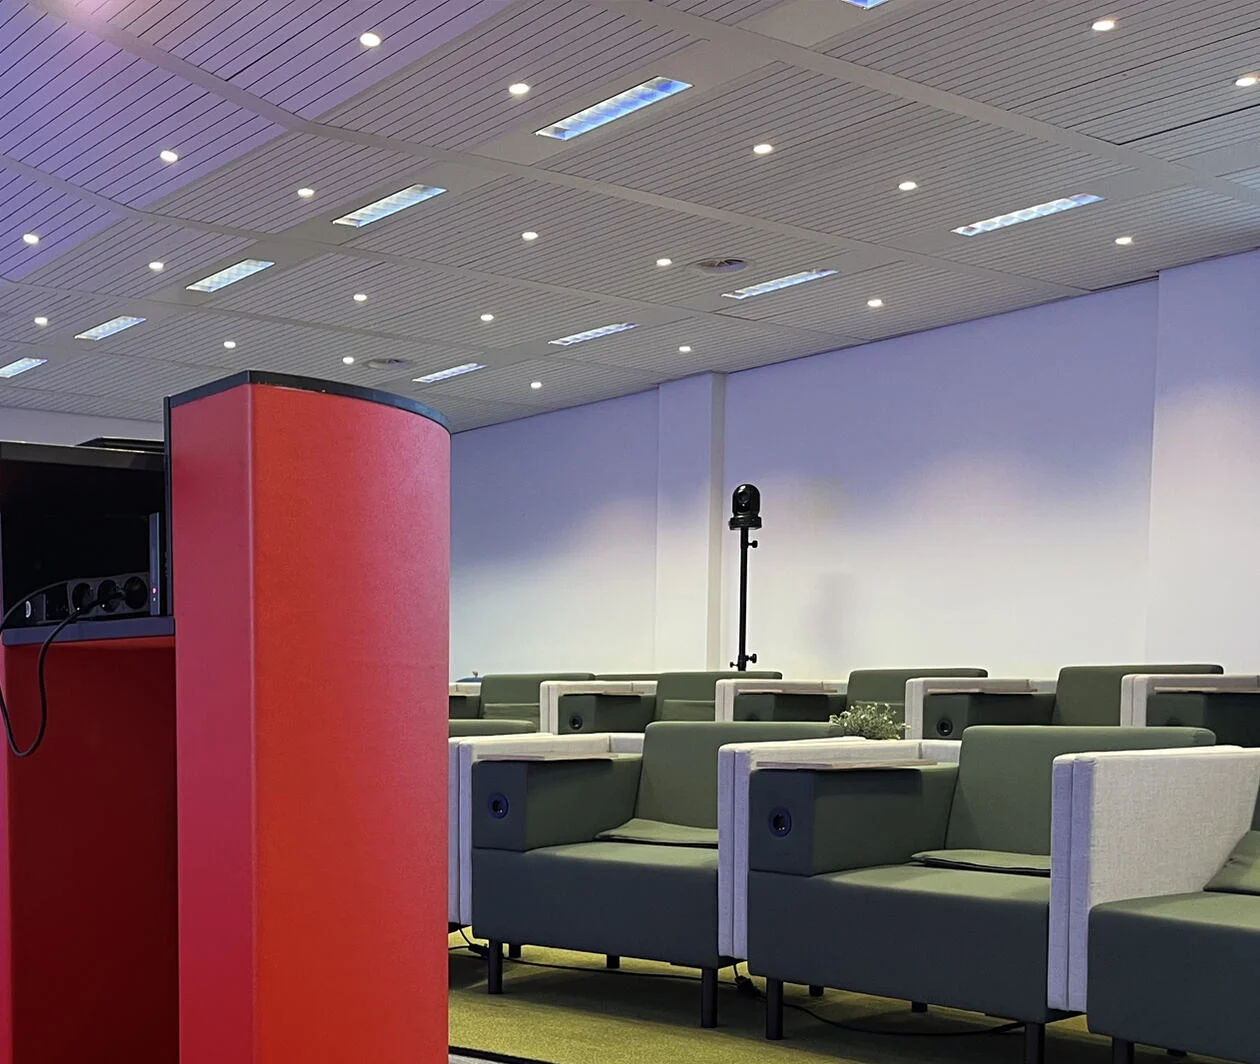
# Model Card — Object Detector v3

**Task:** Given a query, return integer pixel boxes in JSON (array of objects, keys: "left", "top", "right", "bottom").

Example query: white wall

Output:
[
  {"left": 450, "top": 391, "right": 660, "bottom": 678},
  {"left": 0, "top": 407, "right": 161, "bottom": 445},
  {"left": 722, "top": 283, "right": 1159, "bottom": 677}
]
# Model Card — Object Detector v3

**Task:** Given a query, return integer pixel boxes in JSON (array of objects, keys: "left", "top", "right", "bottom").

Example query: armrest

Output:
[
  {"left": 907, "top": 677, "right": 1056, "bottom": 739},
  {"left": 472, "top": 755, "right": 642, "bottom": 852},
  {"left": 715, "top": 678, "right": 846, "bottom": 722},
  {"left": 1121, "top": 673, "right": 1260, "bottom": 726},
  {"left": 718, "top": 736, "right": 947, "bottom": 957},
  {"left": 454, "top": 732, "right": 632, "bottom": 924},
  {"left": 748, "top": 762, "right": 958, "bottom": 877},
  {"left": 540, "top": 680, "right": 658, "bottom": 733},
  {"left": 1047, "top": 745, "right": 1260, "bottom": 1012},
  {"left": 449, "top": 681, "right": 482, "bottom": 720}
]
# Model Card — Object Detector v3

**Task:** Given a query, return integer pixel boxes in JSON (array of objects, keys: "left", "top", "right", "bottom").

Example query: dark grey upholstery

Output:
[
  {"left": 745, "top": 726, "right": 1215, "bottom": 1031},
  {"left": 735, "top": 667, "right": 987, "bottom": 723},
  {"left": 1089, "top": 891, "right": 1260, "bottom": 1063},
  {"left": 920, "top": 663, "right": 1223, "bottom": 738},
  {"left": 470, "top": 720, "right": 840, "bottom": 1020},
  {"left": 558, "top": 670, "right": 782, "bottom": 734},
  {"left": 452, "top": 672, "right": 594, "bottom": 731}
]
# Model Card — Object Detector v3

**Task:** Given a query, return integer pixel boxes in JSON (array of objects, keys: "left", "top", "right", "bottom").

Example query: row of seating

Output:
[
  {"left": 450, "top": 662, "right": 1259, "bottom": 742},
  {"left": 456, "top": 721, "right": 1260, "bottom": 1064}
]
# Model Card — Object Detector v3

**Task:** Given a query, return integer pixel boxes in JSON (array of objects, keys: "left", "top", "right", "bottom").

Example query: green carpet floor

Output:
[{"left": 449, "top": 938, "right": 1219, "bottom": 1064}]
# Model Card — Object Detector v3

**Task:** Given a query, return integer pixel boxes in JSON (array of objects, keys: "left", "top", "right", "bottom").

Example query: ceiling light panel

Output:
[
  {"left": 186, "top": 258, "right": 275, "bottom": 291},
  {"left": 75, "top": 316, "right": 147, "bottom": 340},
  {"left": 321, "top": 5, "right": 697, "bottom": 149},
  {"left": 722, "top": 270, "right": 838, "bottom": 300},
  {"left": 155, "top": 134, "right": 423, "bottom": 233},
  {"left": 415, "top": 362, "right": 486, "bottom": 383},
  {"left": 535, "top": 76, "right": 691, "bottom": 140},
  {"left": 548, "top": 322, "right": 639, "bottom": 345},
  {"left": 951, "top": 194, "right": 1102, "bottom": 236},
  {"left": 0, "top": 357, "right": 47, "bottom": 378},
  {"left": 333, "top": 184, "right": 447, "bottom": 227},
  {"left": 17, "top": 219, "right": 252, "bottom": 297},
  {"left": 422, "top": 358, "right": 658, "bottom": 406}
]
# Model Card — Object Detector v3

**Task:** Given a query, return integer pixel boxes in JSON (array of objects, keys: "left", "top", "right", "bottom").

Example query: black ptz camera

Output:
[{"left": 729, "top": 483, "right": 762, "bottom": 530}]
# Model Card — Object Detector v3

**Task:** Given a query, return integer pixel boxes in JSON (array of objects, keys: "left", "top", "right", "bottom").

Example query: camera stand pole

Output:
[{"left": 734, "top": 525, "right": 758, "bottom": 671}]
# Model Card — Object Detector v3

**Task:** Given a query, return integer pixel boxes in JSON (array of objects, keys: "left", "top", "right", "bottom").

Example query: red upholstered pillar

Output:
[{"left": 169, "top": 373, "right": 450, "bottom": 1064}]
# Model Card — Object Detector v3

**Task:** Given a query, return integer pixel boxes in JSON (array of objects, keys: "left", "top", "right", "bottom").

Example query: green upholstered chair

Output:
[
  {"left": 1122, "top": 671, "right": 1260, "bottom": 749},
  {"left": 1065, "top": 747, "right": 1260, "bottom": 1063},
  {"left": 912, "top": 663, "right": 1222, "bottom": 740},
  {"left": 469, "top": 720, "right": 840, "bottom": 1026},
  {"left": 744, "top": 725, "right": 1215, "bottom": 1064},
  {"left": 450, "top": 672, "right": 594, "bottom": 731},
  {"left": 549, "top": 670, "right": 781, "bottom": 734},
  {"left": 724, "top": 667, "right": 988, "bottom": 724},
  {"left": 449, "top": 719, "right": 536, "bottom": 738}
]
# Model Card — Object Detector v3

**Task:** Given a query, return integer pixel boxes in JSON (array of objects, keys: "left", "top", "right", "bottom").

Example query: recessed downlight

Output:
[
  {"left": 22, "top": 233, "right": 39, "bottom": 245},
  {"left": 521, "top": 230, "right": 539, "bottom": 241},
  {"left": 867, "top": 298, "right": 884, "bottom": 308},
  {"left": 678, "top": 345, "right": 692, "bottom": 353},
  {"left": 1115, "top": 235, "right": 1134, "bottom": 246},
  {"left": 752, "top": 143, "right": 775, "bottom": 155},
  {"left": 898, "top": 180, "right": 918, "bottom": 191},
  {"left": 656, "top": 257, "right": 673, "bottom": 267},
  {"left": 223, "top": 340, "right": 237, "bottom": 349},
  {"left": 297, "top": 187, "right": 316, "bottom": 198},
  {"left": 359, "top": 31, "right": 382, "bottom": 47},
  {"left": 159, "top": 149, "right": 179, "bottom": 163},
  {"left": 148, "top": 261, "right": 165, "bottom": 272},
  {"left": 1236, "top": 74, "right": 1259, "bottom": 87},
  {"left": 33, "top": 316, "right": 48, "bottom": 327},
  {"left": 342, "top": 356, "right": 356, "bottom": 365},
  {"left": 480, "top": 313, "right": 495, "bottom": 322},
  {"left": 353, "top": 292, "right": 368, "bottom": 303},
  {"left": 509, "top": 83, "right": 531, "bottom": 96},
  {"left": 1091, "top": 17, "right": 1117, "bottom": 31},
  {"left": 530, "top": 380, "right": 543, "bottom": 390}
]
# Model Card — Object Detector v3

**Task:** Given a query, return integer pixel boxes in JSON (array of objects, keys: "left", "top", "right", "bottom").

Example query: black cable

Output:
[
  {"left": 450, "top": 945, "right": 1021, "bottom": 1039},
  {"left": 0, "top": 581, "right": 88, "bottom": 758}
]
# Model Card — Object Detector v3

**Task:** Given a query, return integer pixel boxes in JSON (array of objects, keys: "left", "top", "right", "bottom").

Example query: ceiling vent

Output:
[
  {"left": 692, "top": 257, "right": 748, "bottom": 274},
  {"left": 364, "top": 357, "right": 411, "bottom": 370}
]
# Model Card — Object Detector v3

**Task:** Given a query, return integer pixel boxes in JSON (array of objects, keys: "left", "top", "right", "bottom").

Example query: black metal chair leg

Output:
[
  {"left": 765, "top": 978, "right": 784, "bottom": 1040},
  {"left": 911, "top": 1001, "right": 928, "bottom": 1013},
  {"left": 487, "top": 940, "right": 503, "bottom": 995},
  {"left": 808, "top": 984, "right": 824, "bottom": 997},
  {"left": 1167, "top": 1051, "right": 1186, "bottom": 1059},
  {"left": 1024, "top": 1022, "right": 1045, "bottom": 1064},
  {"left": 1112, "top": 1038, "right": 1135, "bottom": 1064},
  {"left": 507, "top": 943, "right": 521, "bottom": 959},
  {"left": 606, "top": 955, "right": 620, "bottom": 969},
  {"left": 700, "top": 967, "right": 718, "bottom": 1028}
]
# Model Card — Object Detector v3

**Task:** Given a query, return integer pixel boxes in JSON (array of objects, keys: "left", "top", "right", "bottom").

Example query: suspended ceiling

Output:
[{"left": 1, "top": 0, "right": 1259, "bottom": 431}]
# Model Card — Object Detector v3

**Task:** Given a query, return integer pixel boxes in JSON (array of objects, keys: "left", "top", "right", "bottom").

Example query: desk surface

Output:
[{"left": 2, "top": 615, "right": 175, "bottom": 647}]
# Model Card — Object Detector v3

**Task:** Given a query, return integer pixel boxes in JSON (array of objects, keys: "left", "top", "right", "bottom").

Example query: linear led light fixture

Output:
[
  {"left": 535, "top": 77, "right": 692, "bottom": 140},
  {"left": 0, "top": 357, "right": 47, "bottom": 378},
  {"left": 75, "top": 315, "right": 146, "bottom": 340},
  {"left": 722, "top": 269, "right": 837, "bottom": 300},
  {"left": 548, "top": 322, "right": 638, "bottom": 346},
  {"left": 841, "top": 0, "right": 892, "bottom": 6},
  {"left": 186, "top": 259, "right": 275, "bottom": 292},
  {"left": 332, "top": 184, "right": 447, "bottom": 227},
  {"left": 414, "top": 362, "right": 485, "bottom": 384},
  {"left": 952, "top": 194, "right": 1103, "bottom": 237}
]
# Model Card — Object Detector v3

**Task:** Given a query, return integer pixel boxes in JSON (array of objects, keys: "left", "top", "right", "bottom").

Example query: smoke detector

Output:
[{"left": 692, "top": 257, "right": 748, "bottom": 274}]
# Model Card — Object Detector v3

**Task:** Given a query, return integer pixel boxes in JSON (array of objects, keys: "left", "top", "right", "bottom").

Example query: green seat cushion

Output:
[
  {"left": 945, "top": 726, "right": 1214, "bottom": 853},
  {"left": 748, "top": 863, "right": 1054, "bottom": 1021},
  {"left": 481, "top": 701, "right": 542, "bottom": 725},
  {"left": 595, "top": 818, "right": 718, "bottom": 848},
  {"left": 1205, "top": 831, "right": 1260, "bottom": 895},
  {"left": 472, "top": 841, "right": 722, "bottom": 968},
  {"left": 911, "top": 849, "right": 1050, "bottom": 877},
  {"left": 657, "top": 698, "right": 720, "bottom": 722},
  {"left": 1089, "top": 891, "right": 1260, "bottom": 1061}
]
